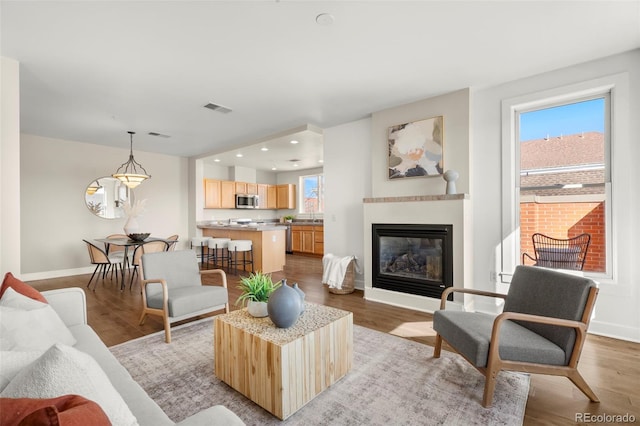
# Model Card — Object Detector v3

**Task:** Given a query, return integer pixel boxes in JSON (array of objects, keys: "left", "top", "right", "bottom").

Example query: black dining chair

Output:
[
  {"left": 83, "top": 239, "right": 122, "bottom": 290},
  {"left": 105, "top": 233, "right": 131, "bottom": 273},
  {"left": 165, "top": 234, "right": 179, "bottom": 251}
]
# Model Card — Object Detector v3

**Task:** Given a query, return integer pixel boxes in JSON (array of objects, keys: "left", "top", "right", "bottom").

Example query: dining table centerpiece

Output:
[{"left": 122, "top": 199, "right": 147, "bottom": 235}]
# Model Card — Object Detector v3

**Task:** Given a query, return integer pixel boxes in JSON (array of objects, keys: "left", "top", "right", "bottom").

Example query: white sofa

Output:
[{"left": 42, "top": 287, "right": 244, "bottom": 426}]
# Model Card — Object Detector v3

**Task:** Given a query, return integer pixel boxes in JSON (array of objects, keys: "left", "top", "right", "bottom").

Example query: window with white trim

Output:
[
  {"left": 501, "top": 79, "right": 616, "bottom": 282},
  {"left": 299, "top": 173, "right": 324, "bottom": 216},
  {"left": 518, "top": 96, "right": 609, "bottom": 274}
]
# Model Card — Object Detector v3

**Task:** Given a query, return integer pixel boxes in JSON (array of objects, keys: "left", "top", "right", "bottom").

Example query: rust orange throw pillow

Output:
[
  {"left": 0, "top": 273, "right": 47, "bottom": 303},
  {"left": 0, "top": 395, "right": 111, "bottom": 426}
]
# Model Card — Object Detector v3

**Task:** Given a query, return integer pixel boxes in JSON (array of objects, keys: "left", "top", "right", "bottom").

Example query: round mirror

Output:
[{"left": 84, "top": 177, "right": 135, "bottom": 219}]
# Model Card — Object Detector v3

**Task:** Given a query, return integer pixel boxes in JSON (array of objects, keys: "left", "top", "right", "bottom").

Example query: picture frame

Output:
[{"left": 387, "top": 115, "right": 444, "bottom": 179}]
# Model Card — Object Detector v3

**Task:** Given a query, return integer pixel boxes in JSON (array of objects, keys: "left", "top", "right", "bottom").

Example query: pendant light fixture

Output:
[
  {"left": 86, "top": 179, "right": 100, "bottom": 195},
  {"left": 112, "top": 131, "right": 151, "bottom": 189}
]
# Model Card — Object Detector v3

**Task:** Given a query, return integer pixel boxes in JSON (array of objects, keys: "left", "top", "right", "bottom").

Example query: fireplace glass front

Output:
[{"left": 372, "top": 224, "right": 453, "bottom": 299}]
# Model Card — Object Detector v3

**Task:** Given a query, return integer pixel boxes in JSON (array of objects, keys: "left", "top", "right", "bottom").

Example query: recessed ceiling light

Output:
[
  {"left": 316, "top": 13, "right": 335, "bottom": 26},
  {"left": 214, "top": 158, "right": 221, "bottom": 162},
  {"left": 236, "top": 153, "right": 243, "bottom": 158},
  {"left": 290, "top": 140, "right": 299, "bottom": 144},
  {"left": 261, "top": 147, "right": 269, "bottom": 151},
  {"left": 293, "top": 164, "right": 299, "bottom": 167},
  {"left": 271, "top": 167, "right": 277, "bottom": 171},
  {"left": 318, "top": 159, "right": 324, "bottom": 163}
]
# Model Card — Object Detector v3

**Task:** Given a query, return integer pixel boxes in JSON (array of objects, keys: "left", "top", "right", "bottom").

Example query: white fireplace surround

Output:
[{"left": 363, "top": 194, "right": 472, "bottom": 313}]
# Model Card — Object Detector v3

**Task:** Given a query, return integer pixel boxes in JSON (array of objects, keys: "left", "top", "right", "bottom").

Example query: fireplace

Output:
[{"left": 372, "top": 223, "right": 453, "bottom": 299}]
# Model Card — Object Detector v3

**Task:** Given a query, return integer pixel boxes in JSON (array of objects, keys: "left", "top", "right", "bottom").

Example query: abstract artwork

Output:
[{"left": 388, "top": 116, "right": 444, "bottom": 179}]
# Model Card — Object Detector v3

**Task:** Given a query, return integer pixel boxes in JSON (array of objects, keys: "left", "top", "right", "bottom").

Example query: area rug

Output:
[{"left": 110, "top": 318, "right": 528, "bottom": 425}]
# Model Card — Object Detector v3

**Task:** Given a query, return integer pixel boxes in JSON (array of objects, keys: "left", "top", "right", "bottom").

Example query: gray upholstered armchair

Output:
[
  {"left": 139, "top": 250, "right": 229, "bottom": 343},
  {"left": 433, "top": 265, "right": 599, "bottom": 407}
]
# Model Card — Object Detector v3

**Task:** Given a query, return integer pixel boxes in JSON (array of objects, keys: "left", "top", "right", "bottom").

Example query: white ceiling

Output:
[{"left": 2, "top": 1, "right": 639, "bottom": 171}]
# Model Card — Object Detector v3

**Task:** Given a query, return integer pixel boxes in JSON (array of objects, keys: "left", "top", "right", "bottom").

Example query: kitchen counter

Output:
[
  {"left": 199, "top": 223, "right": 287, "bottom": 231},
  {"left": 197, "top": 224, "right": 286, "bottom": 274}
]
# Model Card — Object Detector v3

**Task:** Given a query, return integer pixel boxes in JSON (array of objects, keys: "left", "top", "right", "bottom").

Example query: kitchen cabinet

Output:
[
  {"left": 204, "top": 179, "right": 235, "bottom": 209},
  {"left": 267, "top": 185, "right": 277, "bottom": 209},
  {"left": 276, "top": 184, "right": 296, "bottom": 209},
  {"left": 291, "top": 227, "right": 302, "bottom": 252},
  {"left": 203, "top": 179, "right": 295, "bottom": 210},
  {"left": 257, "top": 184, "right": 268, "bottom": 209},
  {"left": 302, "top": 228, "right": 314, "bottom": 253},
  {"left": 291, "top": 224, "right": 323, "bottom": 256},
  {"left": 220, "top": 181, "right": 236, "bottom": 208},
  {"left": 314, "top": 228, "right": 324, "bottom": 255},
  {"left": 204, "top": 179, "right": 221, "bottom": 209},
  {"left": 235, "top": 182, "right": 247, "bottom": 195}
]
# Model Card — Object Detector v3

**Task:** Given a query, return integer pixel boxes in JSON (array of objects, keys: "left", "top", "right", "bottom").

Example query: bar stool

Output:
[
  {"left": 207, "top": 237, "right": 231, "bottom": 269},
  {"left": 190, "top": 237, "right": 211, "bottom": 268},
  {"left": 227, "top": 240, "right": 254, "bottom": 275}
]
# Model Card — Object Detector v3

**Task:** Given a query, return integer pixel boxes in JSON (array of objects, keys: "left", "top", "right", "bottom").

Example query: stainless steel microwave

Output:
[{"left": 235, "top": 194, "right": 259, "bottom": 209}]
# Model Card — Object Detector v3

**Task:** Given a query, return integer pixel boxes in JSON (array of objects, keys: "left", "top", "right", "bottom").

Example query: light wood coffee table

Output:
[{"left": 214, "top": 303, "right": 353, "bottom": 419}]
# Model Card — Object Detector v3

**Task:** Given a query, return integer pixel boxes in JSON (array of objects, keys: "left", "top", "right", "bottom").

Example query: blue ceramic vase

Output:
[
  {"left": 293, "top": 283, "right": 305, "bottom": 314},
  {"left": 267, "top": 279, "right": 301, "bottom": 328}
]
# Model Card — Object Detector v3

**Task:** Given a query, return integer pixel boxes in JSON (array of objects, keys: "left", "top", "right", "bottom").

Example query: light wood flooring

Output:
[{"left": 28, "top": 254, "right": 639, "bottom": 425}]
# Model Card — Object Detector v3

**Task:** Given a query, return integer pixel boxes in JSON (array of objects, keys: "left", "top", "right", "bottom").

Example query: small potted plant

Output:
[
  {"left": 283, "top": 215, "right": 295, "bottom": 223},
  {"left": 236, "top": 271, "right": 281, "bottom": 317}
]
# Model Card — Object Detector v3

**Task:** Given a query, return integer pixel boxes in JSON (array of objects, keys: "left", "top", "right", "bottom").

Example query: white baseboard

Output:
[
  {"left": 21, "top": 267, "right": 95, "bottom": 282},
  {"left": 589, "top": 320, "right": 640, "bottom": 343}
]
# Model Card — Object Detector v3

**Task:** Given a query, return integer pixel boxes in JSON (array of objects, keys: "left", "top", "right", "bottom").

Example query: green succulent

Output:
[{"left": 235, "top": 271, "right": 281, "bottom": 306}]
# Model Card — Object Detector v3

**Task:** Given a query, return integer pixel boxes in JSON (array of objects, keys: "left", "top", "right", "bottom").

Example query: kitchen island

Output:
[{"left": 198, "top": 224, "right": 287, "bottom": 274}]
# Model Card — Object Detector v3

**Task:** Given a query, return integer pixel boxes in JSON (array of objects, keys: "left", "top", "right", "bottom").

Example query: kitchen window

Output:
[{"left": 299, "top": 173, "right": 324, "bottom": 216}]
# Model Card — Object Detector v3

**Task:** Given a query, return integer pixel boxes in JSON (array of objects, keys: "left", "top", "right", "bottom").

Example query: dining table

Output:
[{"left": 94, "top": 237, "right": 175, "bottom": 291}]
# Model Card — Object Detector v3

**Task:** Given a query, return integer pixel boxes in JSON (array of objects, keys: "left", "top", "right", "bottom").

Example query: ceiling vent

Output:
[
  {"left": 204, "top": 102, "right": 233, "bottom": 114},
  {"left": 148, "top": 132, "right": 170, "bottom": 138}
]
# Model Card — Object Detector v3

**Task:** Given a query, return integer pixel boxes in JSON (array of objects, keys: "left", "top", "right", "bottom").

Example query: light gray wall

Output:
[
  {"left": 371, "top": 89, "right": 470, "bottom": 197},
  {"left": 20, "top": 134, "right": 189, "bottom": 279},
  {"left": 323, "top": 118, "right": 371, "bottom": 288},
  {"left": 1, "top": 57, "right": 21, "bottom": 277}
]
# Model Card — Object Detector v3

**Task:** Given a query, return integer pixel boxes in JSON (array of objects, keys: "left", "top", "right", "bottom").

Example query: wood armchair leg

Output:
[
  {"left": 433, "top": 334, "right": 443, "bottom": 358},
  {"left": 138, "top": 311, "right": 147, "bottom": 325},
  {"left": 163, "top": 313, "right": 171, "bottom": 343},
  {"left": 482, "top": 368, "right": 499, "bottom": 408},
  {"left": 568, "top": 370, "right": 600, "bottom": 402}
]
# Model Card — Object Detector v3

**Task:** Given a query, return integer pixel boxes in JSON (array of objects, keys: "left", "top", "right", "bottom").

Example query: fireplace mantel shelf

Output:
[{"left": 363, "top": 194, "right": 469, "bottom": 203}]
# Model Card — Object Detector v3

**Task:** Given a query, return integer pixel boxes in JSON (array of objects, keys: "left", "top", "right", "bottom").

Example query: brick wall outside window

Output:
[{"left": 520, "top": 201, "right": 606, "bottom": 272}]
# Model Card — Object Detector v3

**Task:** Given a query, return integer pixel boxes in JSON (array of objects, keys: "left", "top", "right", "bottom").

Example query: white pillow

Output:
[
  {"left": 0, "top": 286, "right": 47, "bottom": 310},
  {"left": 0, "top": 350, "right": 42, "bottom": 391},
  {"left": 0, "top": 288, "right": 76, "bottom": 351},
  {"left": 1, "top": 343, "right": 139, "bottom": 426}
]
